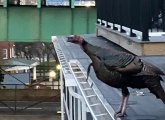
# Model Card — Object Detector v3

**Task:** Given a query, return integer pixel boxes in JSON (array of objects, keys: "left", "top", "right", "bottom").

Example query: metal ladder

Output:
[
  {"left": 52, "top": 37, "right": 76, "bottom": 86},
  {"left": 52, "top": 36, "right": 118, "bottom": 120},
  {"left": 69, "top": 60, "right": 116, "bottom": 120}
]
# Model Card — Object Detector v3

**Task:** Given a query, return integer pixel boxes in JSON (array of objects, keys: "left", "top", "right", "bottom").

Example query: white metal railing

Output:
[
  {"left": 63, "top": 86, "right": 87, "bottom": 120},
  {"left": 52, "top": 36, "right": 120, "bottom": 120},
  {"left": 52, "top": 36, "right": 77, "bottom": 120},
  {"left": 69, "top": 60, "right": 117, "bottom": 120}
]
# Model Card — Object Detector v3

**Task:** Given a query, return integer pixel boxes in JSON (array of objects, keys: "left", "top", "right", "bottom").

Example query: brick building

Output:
[{"left": 0, "top": 42, "right": 15, "bottom": 59}]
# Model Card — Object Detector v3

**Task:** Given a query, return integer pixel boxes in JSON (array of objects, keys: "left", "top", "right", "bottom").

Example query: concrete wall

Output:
[{"left": 97, "top": 25, "right": 165, "bottom": 56}]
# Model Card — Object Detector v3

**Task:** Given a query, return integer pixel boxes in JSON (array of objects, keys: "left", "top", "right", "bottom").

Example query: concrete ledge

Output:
[{"left": 96, "top": 24, "right": 165, "bottom": 56}]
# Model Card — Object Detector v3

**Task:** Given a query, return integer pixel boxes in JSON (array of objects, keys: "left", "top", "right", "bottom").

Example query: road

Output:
[{"left": 0, "top": 101, "right": 61, "bottom": 120}]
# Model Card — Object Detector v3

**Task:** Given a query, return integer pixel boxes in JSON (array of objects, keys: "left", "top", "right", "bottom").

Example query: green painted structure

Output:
[{"left": 0, "top": 6, "right": 96, "bottom": 42}]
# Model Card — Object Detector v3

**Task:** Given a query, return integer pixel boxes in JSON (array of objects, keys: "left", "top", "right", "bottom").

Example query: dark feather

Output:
[
  {"left": 68, "top": 36, "right": 165, "bottom": 108},
  {"left": 82, "top": 39, "right": 165, "bottom": 101},
  {"left": 142, "top": 60, "right": 165, "bottom": 76}
]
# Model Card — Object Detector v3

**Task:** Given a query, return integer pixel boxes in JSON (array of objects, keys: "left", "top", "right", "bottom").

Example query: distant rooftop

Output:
[{"left": 0, "top": 58, "right": 39, "bottom": 71}]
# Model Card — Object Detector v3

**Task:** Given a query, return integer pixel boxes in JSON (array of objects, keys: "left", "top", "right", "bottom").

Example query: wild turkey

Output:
[{"left": 67, "top": 35, "right": 165, "bottom": 117}]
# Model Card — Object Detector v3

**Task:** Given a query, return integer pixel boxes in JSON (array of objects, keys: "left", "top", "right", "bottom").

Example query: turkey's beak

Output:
[
  {"left": 67, "top": 36, "right": 74, "bottom": 42},
  {"left": 67, "top": 37, "right": 72, "bottom": 42}
]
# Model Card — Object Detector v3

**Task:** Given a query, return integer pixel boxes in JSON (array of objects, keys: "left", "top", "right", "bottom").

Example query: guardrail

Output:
[{"left": 52, "top": 36, "right": 120, "bottom": 120}]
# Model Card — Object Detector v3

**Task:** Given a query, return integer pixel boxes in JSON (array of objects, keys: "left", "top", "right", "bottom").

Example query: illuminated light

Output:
[
  {"left": 36, "top": 85, "right": 40, "bottom": 89},
  {"left": 56, "top": 64, "right": 61, "bottom": 70},
  {"left": 49, "top": 71, "right": 56, "bottom": 78}
]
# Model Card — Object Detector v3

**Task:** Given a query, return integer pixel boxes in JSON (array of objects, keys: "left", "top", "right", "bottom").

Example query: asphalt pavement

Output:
[
  {"left": 0, "top": 115, "right": 60, "bottom": 120},
  {"left": 0, "top": 101, "right": 61, "bottom": 120}
]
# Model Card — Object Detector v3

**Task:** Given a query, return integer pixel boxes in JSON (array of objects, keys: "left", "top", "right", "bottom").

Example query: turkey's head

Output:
[{"left": 67, "top": 35, "right": 84, "bottom": 45}]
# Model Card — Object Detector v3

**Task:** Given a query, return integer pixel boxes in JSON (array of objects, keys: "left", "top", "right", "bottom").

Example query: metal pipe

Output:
[
  {"left": 60, "top": 68, "right": 64, "bottom": 120},
  {"left": 14, "top": 84, "right": 17, "bottom": 111},
  {"left": 68, "top": 87, "right": 86, "bottom": 120}
]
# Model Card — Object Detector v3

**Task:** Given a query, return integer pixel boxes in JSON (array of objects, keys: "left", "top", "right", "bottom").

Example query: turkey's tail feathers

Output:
[
  {"left": 149, "top": 84, "right": 165, "bottom": 104},
  {"left": 143, "top": 61, "right": 165, "bottom": 75},
  {"left": 157, "top": 86, "right": 165, "bottom": 104}
]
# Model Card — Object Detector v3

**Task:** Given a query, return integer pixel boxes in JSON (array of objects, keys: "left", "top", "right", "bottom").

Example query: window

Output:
[
  {"left": 8, "top": 0, "right": 38, "bottom": 6},
  {"left": 46, "top": 0, "right": 69, "bottom": 6},
  {"left": 20, "top": 0, "right": 37, "bottom": 5},
  {"left": 0, "top": 0, "right": 3, "bottom": 5},
  {"left": 2, "top": 49, "right": 8, "bottom": 59},
  {"left": 74, "top": 0, "right": 95, "bottom": 7},
  {"left": 6, "top": 0, "right": 95, "bottom": 7},
  {"left": 45, "top": 0, "right": 95, "bottom": 7},
  {"left": 8, "top": 0, "right": 20, "bottom": 5}
]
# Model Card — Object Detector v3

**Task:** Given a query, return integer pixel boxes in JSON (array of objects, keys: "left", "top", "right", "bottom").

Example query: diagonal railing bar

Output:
[
  {"left": 0, "top": 67, "right": 27, "bottom": 86},
  {"left": 0, "top": 101, "right": 15, "bottom": 112}
]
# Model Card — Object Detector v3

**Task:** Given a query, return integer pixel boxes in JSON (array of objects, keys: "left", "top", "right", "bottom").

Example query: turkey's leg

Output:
[
  {"left": 115, "top": 95, "right": 129, "bottom": 117},
  {"left": 115, "top": 87, "right": 129, "bottom": 117}
]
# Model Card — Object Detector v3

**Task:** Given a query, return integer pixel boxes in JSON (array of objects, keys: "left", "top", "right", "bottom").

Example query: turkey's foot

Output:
[
  {"left": 114, "top": 111, "right": 127, "bottom": 117},
  {"left": 114, "top": 94, "right": 129, "bottom": 117}
]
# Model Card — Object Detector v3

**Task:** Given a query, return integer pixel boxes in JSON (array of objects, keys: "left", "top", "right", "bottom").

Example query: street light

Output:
[
  {"left": 49, "top": 70, "right": 56, "bottom": 89},
  {"left": 56, "top": 64, "right": 61, "bottom": 70},
  {"left": 49, "top": 70, "right": 56, "bottom": 81}
]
